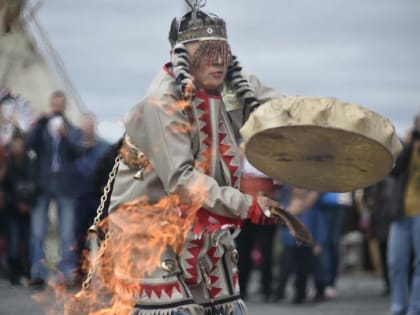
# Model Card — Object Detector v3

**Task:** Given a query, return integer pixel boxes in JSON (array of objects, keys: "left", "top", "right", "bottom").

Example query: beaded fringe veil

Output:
[{"left": 171, "top": 41, "right": 260, "bottom": 119}]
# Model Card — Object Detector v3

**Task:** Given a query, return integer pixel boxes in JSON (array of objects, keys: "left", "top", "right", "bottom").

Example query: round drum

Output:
[{"left": 240, "top": 97, "right": 402, "bottom": 192}]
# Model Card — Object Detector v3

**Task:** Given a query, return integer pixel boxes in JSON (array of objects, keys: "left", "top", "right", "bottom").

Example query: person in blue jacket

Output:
[{"left": 274, "top": 188, "right": 326, "bottom": 304}]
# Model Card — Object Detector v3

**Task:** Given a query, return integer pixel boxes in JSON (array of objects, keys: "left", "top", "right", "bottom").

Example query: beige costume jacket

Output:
[{"left": 109, "top": 64, "right": 283, "bottom": 226}]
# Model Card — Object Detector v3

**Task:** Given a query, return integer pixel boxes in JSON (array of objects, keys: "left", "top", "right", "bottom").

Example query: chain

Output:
[
  {"left": 91, "top": 154, "right": 122, "bottom": 228},
  {"left": 79, "top": 154, "right": 122, "bottom": 292},
  {"left": 81, "top": 231, "right": 111, "bottom": 291}
]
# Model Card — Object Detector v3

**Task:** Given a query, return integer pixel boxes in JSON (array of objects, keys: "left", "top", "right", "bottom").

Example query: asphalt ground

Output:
[{"left": 0, "top": 272, "right": 389, "bottom": 315}]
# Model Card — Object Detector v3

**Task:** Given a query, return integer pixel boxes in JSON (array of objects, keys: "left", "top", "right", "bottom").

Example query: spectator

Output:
[
  {"left": 361, "top": 176, "right": 394, "bottom": 295},
  {"left": 316, "top": 192, "right": 351, "bottom": 299},
  {"left": 0, "top": 144, "right": 9, "bottom": 277},
  {"left": 236, "top": 157, "right": 276, "bottom": 301},
  {"left": 25, "top": 90, "right": 83, "bottom": 287},
  {"left": 73, "top": 113, "right": 109, "bottom": 276},
  {"left": 4, "top": 131, "right": 37, "bottom": 284},
  {"left": 273, "top": 188, "right": 326, "bottom": 304},
  {"left": 388, "top": 114, "right": 420, "bottom": 315}
]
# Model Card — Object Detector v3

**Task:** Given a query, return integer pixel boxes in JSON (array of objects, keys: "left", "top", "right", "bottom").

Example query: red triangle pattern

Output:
[
  {"left": 196, "top": 100, "right": 212, "bottom": 174},
  {"left": 218, "top": 121, "right": 239, "bottom": 188},
  {"left": 207, "top": 246, "right": 221, "bottom": 271},
  {"left": 232, "top": 273, "right": 239, "bottom": 289},
  {"left": 207, "top": 246, "right": 223, "bottom": 299},
  {"left": 210, "top": 275, "right": 219, "bottom": 284},
  {"left": 184, "top": 238, "right": 203, "bottom": 284},
  {"left": 140, "top": 282, "right": 181, "bottom": 299},
  {"left": 210, "top": 287, "right": 223, "bottom": 298}
]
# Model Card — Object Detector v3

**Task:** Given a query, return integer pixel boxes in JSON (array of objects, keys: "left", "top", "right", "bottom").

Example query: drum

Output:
[{"left": 240, "top": 97, "right": 402, "bottom": 192}]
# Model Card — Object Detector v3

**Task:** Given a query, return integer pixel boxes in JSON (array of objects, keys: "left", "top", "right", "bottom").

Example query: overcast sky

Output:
[{"left": 35, "top": 0, "right": 420, "bottom": 141}]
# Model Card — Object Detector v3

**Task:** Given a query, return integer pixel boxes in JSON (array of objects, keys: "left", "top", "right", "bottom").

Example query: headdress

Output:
[
  {"left": 169, "top": 1, "right": 260, "bottom": 120},
  {"left": 169, "top": 0, "right": 227, "bottom": 46}
]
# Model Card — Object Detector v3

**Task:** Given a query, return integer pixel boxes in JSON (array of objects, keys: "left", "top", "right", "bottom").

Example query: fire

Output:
[
  {"left": 30, "top": 194, "right": 203, "bottom": 314},
  {"left": 65, "top": 191, "right": 203, "bottom": 315},
  {"left": 33, "top": 96, "right": 208, "bottom": 314},
  {"left": 148, "top": 96, "right": 192, "bottom": 116}
]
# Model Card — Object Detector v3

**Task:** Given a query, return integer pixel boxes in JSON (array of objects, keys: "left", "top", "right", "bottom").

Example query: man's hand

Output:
[
  {"left": 256, "top": 194, "right": 282, "bottom": 212},
  {"left": 247, "top": 193, "right": 314, "bottom": 245},
  {"left": 57, "top": 124, "right": 68, "bottom": 137},
  {"left": 247, "top": 194, "right": 279, "bottom": 225}
]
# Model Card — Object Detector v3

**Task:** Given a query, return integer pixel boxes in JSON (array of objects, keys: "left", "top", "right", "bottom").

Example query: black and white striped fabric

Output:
[
  {"left": 171, "top": 43, "right": 195, "bottom": 100},
  {"left": 226, "top": 56, "right": 260, "bottom": 121}
]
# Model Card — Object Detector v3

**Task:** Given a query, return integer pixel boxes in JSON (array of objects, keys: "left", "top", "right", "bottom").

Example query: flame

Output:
[
  {"left": 31, "top": 192, "right": 204, "bottom": 314},
  {"left": 59, "top": 191, "right": 203, "bottom": 315},
  {"left": 168, "top": 121, "right": 196, "bottom": 134},
  {"left": 148, "top": 96, "right": 192, "bottom": 116},
  {"left": 34, "top": 97, "right": 209, "bottom": 314}
]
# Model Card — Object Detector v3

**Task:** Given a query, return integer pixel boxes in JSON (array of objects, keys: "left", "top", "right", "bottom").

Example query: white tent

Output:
[
  {"left": 0, "top": 0, "right": 84, "bottom": 124},
  {"left": 0, "top": 0, "right": 86, "bottom": 264}
]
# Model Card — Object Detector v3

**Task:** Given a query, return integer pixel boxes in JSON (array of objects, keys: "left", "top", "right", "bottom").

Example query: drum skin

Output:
[{"left": 240, "top": 97, "right": 402, "bottom": 192}]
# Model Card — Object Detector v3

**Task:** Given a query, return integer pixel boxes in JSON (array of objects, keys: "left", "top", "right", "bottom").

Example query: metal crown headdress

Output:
[{"left": 169, "top": 0, "right": 227, "bottom": 47}]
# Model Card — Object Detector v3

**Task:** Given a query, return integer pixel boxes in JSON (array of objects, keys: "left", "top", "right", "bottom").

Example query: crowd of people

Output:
[
  {"left": 0, "top": 90, "right": 112, "bottom": 288},
  {"left": 236, "top": 115, "right": 420, "bottom": 315},
  {"left": 236, "top": 178, "right": 353, "bottom": 304}
]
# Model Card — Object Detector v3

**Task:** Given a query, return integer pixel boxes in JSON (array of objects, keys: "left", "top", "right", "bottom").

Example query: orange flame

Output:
[
  {"left": 31, "top": 192, "right": 204, "bottom": 315},
  {"left": 35, "top": 97, "right": 208, "bottom": 314}
]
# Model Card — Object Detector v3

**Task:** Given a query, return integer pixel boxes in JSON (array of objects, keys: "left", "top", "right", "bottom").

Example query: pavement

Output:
[
  {"left": 0, "top": 272, "right": 389, "bottom": 315},
  {"left": 246, "top": 273, "right": 389, "bottom": 315}
]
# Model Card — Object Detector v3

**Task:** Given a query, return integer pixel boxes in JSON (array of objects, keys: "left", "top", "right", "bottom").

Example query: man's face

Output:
[
  {"left": 81, "top": 114, "right": 96, "bottom": 136},
  {"left": 185, "top": 41, "right": 229, "bottom": 91},
  {"left": 50, "top": 95, "right": 66, "bottom": 114}
]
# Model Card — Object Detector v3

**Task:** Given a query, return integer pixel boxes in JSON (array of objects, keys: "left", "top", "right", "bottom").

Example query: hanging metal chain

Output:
[
  {"left": 90, "top": 154, "right": 122, "bottom": 231},
  {"left": 80, "top": 230, "right": 111, "bottom": 292},
  {"left": 77, "top": 154, "right": 122, "bottom": 294}
]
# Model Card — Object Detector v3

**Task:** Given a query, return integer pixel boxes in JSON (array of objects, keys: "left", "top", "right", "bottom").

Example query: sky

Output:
[{"left": 35, "top": 0, "right": 420, "bottom": 142}]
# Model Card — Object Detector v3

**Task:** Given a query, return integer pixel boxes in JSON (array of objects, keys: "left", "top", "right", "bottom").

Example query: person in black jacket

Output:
[
  {"left": 387, "top": 114, "right": 420, "bottom": 315},
  {"left": 25, "top": 90, "right": 83, "bottom": 287},
  {"left": 5, "top": 131, "right": 37, "bottom": 284},
  {"left": 362, "top": 176, "right": 394, "bottom": 295}
]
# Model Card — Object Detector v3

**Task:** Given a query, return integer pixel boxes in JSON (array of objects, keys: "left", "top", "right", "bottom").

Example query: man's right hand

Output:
[
  {"left": 256, "top": 194, "right": 282, "bottom": 212},
  {"left": 251, "top": 193, "right": 314, "bottom": 246},
  {"left": 247, "top": 195, "right": 279, "bottom": 225}
]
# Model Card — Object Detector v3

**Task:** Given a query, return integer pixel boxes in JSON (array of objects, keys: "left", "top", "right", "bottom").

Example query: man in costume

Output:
[{"left": 107, "top": 2, "right": 301, "bottom": 314}]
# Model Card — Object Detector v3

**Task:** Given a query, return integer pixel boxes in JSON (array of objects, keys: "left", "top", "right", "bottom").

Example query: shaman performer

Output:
[{"left": 105, "top": 1, "right": 305, "bottom": 314}]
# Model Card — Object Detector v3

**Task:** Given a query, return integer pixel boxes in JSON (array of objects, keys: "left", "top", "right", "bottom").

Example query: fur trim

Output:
[
  {"left": 131, "top": 302, "right": 202, "bottom": 315},
  {"left": 131, "top": 298, "right": 247, "bottom": 315},
  {"left": 226, "top": 56, "right": 260, "bottom": 122},
  {"left": 203, "top": 298, "right": 247, "bottom": 315},
  {"left": 172, "top": 43, "right": 195, "bottom": 100}
]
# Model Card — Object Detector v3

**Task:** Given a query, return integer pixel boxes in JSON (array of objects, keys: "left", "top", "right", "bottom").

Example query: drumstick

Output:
[{"left": 268, "top": 206, "right": 314, "bottom": 246}]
